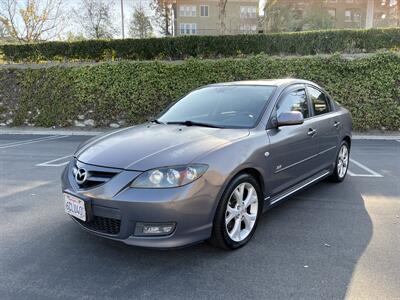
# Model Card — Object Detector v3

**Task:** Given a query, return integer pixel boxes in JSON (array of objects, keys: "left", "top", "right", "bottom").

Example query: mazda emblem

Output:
[{"left": 75, "top": 168, "right": 87, "bottom": 185}]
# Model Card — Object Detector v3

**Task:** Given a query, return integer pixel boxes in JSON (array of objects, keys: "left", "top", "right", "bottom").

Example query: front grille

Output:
[
  {"left": 79, "top": 170, "right": 117, "bottom": 189},
  {"left": 75, "top": 216, "right": 121, "bottom": 235},
  {"left": 72, "top": 163, "right": 119, "bottom": 189}
]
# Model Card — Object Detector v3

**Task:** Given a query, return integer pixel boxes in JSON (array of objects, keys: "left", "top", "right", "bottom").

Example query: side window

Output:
[
  {"left": 308, "top": 86, "right": 331, "bottom": 116},
  {"left": 276, "top": 89, "right": 309, "bottom": 119}
]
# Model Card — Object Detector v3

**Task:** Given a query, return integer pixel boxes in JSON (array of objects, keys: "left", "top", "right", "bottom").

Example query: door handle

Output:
[
  {"left": 307, "top": 128, "right": 317, "bottom": 136},
  {"left": 333, "top": 121, "right": 341, "bottom": 128}
]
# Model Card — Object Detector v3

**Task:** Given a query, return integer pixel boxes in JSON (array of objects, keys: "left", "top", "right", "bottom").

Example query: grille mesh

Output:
[
  {"left": 80, "top": 171, "right": 117, "bottom": 189},
  {"left": 75, "top": 216, "right": 121, "bottom": 235},
  {"left": 73, "top": 166, "right": 118, "bottom": 189}
]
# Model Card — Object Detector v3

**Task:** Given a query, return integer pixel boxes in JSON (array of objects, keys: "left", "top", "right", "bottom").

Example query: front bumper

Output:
[{"left": 61, "top": 160, "right": 220, "bottom": 248}]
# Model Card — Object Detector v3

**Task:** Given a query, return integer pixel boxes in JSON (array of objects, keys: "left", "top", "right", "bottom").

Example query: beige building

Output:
[
  {"left": 172, "top": 0, "right": 260, "bottom": 36},
  {"left": 320, "top": 0, "right": 398, "bottom": 29},
  {"left": 264, "top": 0, "right": 399, "bottom": 30}
]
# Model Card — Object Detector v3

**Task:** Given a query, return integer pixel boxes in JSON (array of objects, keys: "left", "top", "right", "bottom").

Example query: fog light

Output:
[{"left": 134, "top": 222, "right": 176, "bottom": 236}]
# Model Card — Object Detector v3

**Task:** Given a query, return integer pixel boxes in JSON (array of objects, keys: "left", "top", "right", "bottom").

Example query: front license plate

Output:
[{"left": 64, "top": 193, "right": 86, "bottom": 221}]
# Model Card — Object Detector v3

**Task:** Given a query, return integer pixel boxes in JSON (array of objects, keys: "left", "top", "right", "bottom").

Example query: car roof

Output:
[{"left": 209, "top": 79, "right": 317, "bottom": 88}]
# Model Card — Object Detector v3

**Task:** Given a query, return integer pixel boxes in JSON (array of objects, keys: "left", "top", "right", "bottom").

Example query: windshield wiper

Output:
[
  {"left": 149, "top": 119, "right": 164, "bottom": 124},
  {"left": 166, "top": 120, "right": 223, "bottom": 128}
]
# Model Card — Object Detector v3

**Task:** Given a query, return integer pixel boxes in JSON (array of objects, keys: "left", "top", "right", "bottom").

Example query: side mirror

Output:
[{"left": 277, "top": 111, "right": 304, "bottom": 127}]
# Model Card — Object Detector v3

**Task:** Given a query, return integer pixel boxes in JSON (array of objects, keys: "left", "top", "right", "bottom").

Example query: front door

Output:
[
  {"left": 307, "top": 85, "right": 341, "bottom": 170},
  {"left": 266, "top": 86, "right": 321, "bottom": 196}
]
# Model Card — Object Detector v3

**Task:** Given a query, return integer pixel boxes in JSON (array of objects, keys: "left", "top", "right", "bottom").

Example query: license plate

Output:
[{"left": 64, "top": 193, "right": 86, "bottom": 221}]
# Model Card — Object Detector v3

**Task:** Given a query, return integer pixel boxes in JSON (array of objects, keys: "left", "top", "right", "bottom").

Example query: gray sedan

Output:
[{"left": 61, "top": 79, "right": 352, "bottom": 250}]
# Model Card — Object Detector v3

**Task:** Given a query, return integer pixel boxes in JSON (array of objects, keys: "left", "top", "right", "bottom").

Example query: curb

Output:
[
  {"left": 352, "top": 135, "right": 400, "bottom": 140},
  {"left": 0, "top": 128, "right": 103, "bottom": 136},
  {"left": 0, "top": 128, "right": 399, "bottom": 140}
]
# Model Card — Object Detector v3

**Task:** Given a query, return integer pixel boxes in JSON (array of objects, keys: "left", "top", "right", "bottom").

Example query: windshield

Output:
[{"left": 158, "top": 85, "right": 276, "bottom": 128}]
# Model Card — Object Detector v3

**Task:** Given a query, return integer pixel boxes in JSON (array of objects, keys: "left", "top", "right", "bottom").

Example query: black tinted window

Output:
[
  {"left": 276, "top": 89, "right": 309, "bottom": 118},
  {"left": 308, "top": 86, "right": 331, "bottom": 116},
  {"left": 158, "top": 85, "right": 276, "bottom": 128}
]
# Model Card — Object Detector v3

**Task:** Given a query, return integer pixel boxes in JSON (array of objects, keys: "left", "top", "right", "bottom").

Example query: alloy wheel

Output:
[
  {"left": 225, "top": 182, "right": 258, "bottom": 242},
  {"left": 337, "top": 144, "right": 349, "bottom": 178}
]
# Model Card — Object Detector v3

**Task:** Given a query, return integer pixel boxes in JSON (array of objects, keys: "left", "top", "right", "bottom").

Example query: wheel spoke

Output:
[
  {"left": 231, "top": 218, "right": 242, "bottom": 241},
  {"left": 243, "top": 213, "right": 256, "bottom": 229},
  {"left": 341, "top": 147, "right": 346, "bottom": 158},
  {"left": 225, "top": 206, "right": 239, "bottom": 223},
  {"left": 234, "top": 184, "right": 245, "bottom": 202},
  {"left": 243, "top": 187, "right": 256, "bottom": 208}
]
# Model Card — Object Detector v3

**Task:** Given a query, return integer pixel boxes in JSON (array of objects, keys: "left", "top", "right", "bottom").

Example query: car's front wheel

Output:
[
  {"left": 210, "top": 174, "right": 262, "bottom": 250},
  {"left": 330, "top": 140, "right": 350, "bottom": 182}
]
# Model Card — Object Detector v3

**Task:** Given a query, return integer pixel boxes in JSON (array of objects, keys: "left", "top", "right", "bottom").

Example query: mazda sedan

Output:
[{"left": 62, "top": 79, "right": 352, "bottom": 250}]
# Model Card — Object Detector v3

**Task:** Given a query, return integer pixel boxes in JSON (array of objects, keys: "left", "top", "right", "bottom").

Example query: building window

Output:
[
  {"left": 353, "top": 11, "right": 361, "bottom": 22},
  {"left": 327, "top": 9, "right": 336, "bottom": 19},
  {"left": 345, "top": 0, "right": 354, "bottom": 3},
  {"left": 345, "top": 10, "right": 352, "bottom": 22},
  {"left": 180, "top": 23, "right": 197, "bottom": 35},
  {"left": 239, "top": 24, "right": 257, "bottom": 34},
  {"left": 180, "top": 5, "right": 196, "bottom": 17},
  {"left": 345, "top": 10, "right": 361, "bottom": 22},
  {"left": 200, "top": 5, "right": 209, "bottom": 17},
  {"left": 240, "top": 6, "right": 257, "bottom": 19}
]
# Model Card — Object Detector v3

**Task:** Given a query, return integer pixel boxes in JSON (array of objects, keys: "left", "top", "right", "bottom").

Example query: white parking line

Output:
[
  {"left": 36, "top": 155, "right": 72, "bottom": 167},
  {"left": 0, "top": 135, "right": 67, "bottom": 149},
  {"left": 348, "top": 158, "right": 383, "bottom": 178}
]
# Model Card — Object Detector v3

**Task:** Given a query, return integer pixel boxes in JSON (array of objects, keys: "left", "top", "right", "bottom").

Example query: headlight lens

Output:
[{"left": 130, "top": 165, "right": 208, "bottom": 188}]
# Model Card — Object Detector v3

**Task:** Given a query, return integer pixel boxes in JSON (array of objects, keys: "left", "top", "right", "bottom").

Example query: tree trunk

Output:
[
  {"left": 219, "top": 0, "right": 228, "bottom": 35},
  {"left": 165, "top": 3, "right": 169, "bottom": 35}
]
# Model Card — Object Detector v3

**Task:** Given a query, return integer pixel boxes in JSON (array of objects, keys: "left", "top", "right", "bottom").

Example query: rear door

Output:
[
  {"left": 266, "top": 85, "right": 321, "bottom": 196},
  {"left": 306, "top": 85, "right": 341, "bottom": 170}
]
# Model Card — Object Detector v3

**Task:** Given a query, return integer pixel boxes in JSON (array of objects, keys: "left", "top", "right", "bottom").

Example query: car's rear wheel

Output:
[
  {"left": 210, "top": 174, "right": 262, "bottom": 250},
  {"left": 330, "top": 140, "right": 350, "bottom": 182}
]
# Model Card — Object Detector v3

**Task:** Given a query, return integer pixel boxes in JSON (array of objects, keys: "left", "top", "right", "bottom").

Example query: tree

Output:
[
  {"left": 375, "top": 0, "right": 400, "bottom": 27},
  {"left": 264, "top": 3, "right": 302, "bottom": 32},
  {"left": 129, "top": 5, "right": 153, "bottom": 38},
  {"left": 74, "top": 0, "right": 116, "bottom": 39},
  {"left": 218, "top": 0, "right": 228, "bottom": 34},
  {"left": 302, "top": 3, "right": 334, "bottom": 30},
  {"left": 65, "top": 31, "right": 85, "bottom": 42},
  {"left": 397, "top": 1, "right": 400, "bottom": 26},
  {"left": 150, "top": 0, "right": 173, "bottom": 36},
  {"left": 0, "top": 0, "right": 65, "bottom": 42},
  {"left": 0, "top": 22, "right": 8, "bottom": 38}
]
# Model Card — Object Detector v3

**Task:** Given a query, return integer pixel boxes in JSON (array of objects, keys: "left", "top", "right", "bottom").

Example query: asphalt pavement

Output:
[{"left": 0, "top": 134, "right": 399, "bottom": 299}]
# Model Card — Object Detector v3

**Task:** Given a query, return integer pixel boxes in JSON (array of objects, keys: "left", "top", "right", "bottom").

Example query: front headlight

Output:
[{"left": 130, "top": 165, "right": 208, "bottom": 188}]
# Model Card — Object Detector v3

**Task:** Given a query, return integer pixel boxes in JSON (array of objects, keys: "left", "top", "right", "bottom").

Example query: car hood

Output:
[{"left": 76, "top": 124, "right": 249, "bottom": 170}]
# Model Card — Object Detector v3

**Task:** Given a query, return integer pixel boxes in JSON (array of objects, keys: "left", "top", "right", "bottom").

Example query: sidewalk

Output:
[{"left": 1, "top": 126, "right": 399, "bottom": 140}]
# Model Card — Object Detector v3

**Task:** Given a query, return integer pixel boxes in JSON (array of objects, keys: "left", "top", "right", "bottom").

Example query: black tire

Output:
[
  {"left": 209, "top": 173, "right": 263, "bottom": 250},
  {"left": 330, "top": 140, "right": 350, "bottom": 183}
]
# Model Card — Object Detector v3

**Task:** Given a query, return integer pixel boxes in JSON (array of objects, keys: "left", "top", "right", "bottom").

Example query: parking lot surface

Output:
[{"left": 0, "top": 134, "right": 399, "bottom": 299}]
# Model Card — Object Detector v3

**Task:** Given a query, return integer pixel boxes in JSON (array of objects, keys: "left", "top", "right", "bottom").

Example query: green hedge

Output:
[
  {"left": 1, "top": 28, "right": 400, "bottom": 62},
  {"left": 0, "top": 53, "right": 399, "bottom": 131}
]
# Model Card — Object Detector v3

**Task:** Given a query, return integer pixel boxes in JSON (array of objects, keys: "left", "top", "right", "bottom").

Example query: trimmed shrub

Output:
[
  {"left": 0, "top": 53, "right": 399, "bottom": 131},
  {"left": 1, "top": 28, "right": 400, "bottom": 62}
]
